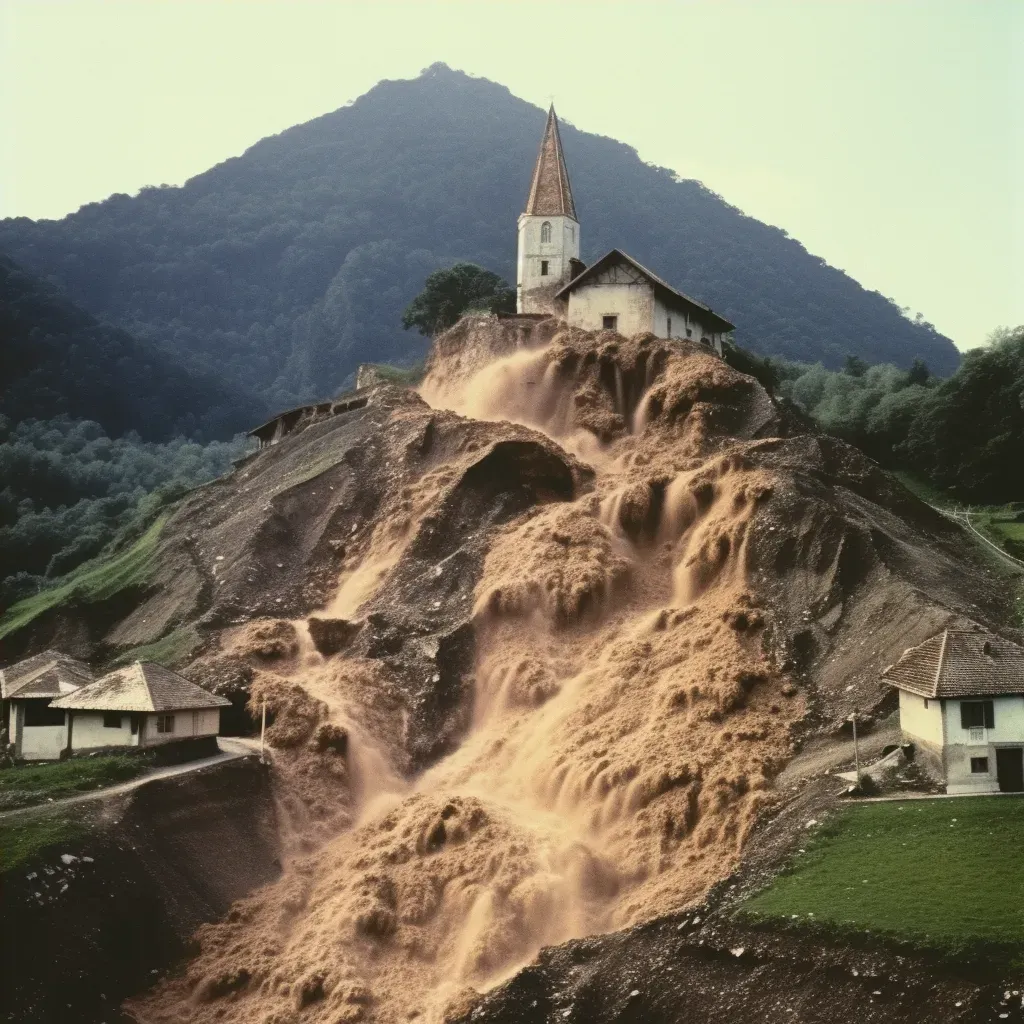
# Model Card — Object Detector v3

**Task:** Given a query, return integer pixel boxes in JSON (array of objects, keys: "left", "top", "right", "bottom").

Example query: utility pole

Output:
[
  {"left": 260, "top": 698, "right": 267, "bottom": 762},
  {"left": 851, "top": 712, "right": 860, "bottom": 786}
]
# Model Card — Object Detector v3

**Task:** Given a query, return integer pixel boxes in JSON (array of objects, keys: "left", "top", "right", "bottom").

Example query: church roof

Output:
[
  {"left": 556, "top": 249, "right": 736, "bottom": 333},
  {"left": 524, "top": 106, "right": 577, "bottom": 220}
]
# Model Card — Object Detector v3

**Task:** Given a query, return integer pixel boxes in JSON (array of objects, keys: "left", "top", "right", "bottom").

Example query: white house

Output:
[
  {"left": 51, "top": 661, "right": 229, "bottom": 754},
  {"left": 516, "top": 106, "right": 734, "bottom": 353},
  {"left": 556, "top": 249, "right": 734, "bottom": 356},
  {"left": 1, "top": 651, "right": 92, "bottom": 760},
  {"left": 884, "top": 629, "right": 1024, "bottom": 795}
]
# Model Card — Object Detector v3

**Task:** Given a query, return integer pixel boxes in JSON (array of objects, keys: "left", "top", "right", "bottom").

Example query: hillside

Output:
[
  {"left": 1, "top": 316, "right": 1013, "bottom": 1023},
  {"left": 0, "top": 253, "right": 263, "bottom": 441},
  {"left": 0, "top": 64, "right": 958, "bottom": 412}
]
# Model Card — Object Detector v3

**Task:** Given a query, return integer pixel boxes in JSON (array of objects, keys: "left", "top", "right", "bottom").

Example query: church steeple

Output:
[
  {"left": 524, "top": 105, "right": 577, "bottom": 220},
  {"left": 516, "top": 106, "right": 580, "bottom": 315}
]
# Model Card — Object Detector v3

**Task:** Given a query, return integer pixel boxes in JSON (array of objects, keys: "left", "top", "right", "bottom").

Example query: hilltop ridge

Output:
[{"left": 0, "top": 64, "right": 959, "bottom": 414}]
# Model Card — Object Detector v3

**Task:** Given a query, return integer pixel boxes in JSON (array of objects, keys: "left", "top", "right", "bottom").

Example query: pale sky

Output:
[{"left": 1, "top": 0, "right": 1021, "bottom": 351}]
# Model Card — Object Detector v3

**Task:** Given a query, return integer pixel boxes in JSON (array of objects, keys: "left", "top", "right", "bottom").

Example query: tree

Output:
[
  {"left": 843, "top": 354, "right": 868, "bottom": 378},
  {"left": 401, "top": 263, "right": 516, "bottom": 336},
  {"left": 906, "top": 358, "right": 931, "bottom": 386}
]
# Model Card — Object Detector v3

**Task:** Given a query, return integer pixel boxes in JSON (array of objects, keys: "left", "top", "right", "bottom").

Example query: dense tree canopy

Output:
[
  {"left": 0, "top": 64, "right": 958, "bottom": 412},
  {"left": 0, "top": 254, "right": 262, "bottom": 441},
  {"left": 402, "top": 263, "right": 515, "bottom": 336},
  {"left": 725, "top": 325, "right": 1024, "bottom": 504},
  {"left": 899, "top": 327, "right": 1024, "bottom": 502},
  {"left": 0, "top": 416, "right": 248, "bottom": 604}
]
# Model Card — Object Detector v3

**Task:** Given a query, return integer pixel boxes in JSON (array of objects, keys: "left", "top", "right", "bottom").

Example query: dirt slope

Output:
[{"left": 4, "top": 316, "right": 1015, "bottom": 1024}]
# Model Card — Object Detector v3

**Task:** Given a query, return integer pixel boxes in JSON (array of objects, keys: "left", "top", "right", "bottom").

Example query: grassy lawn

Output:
[
  {"left": 742, "top": 797, "right": 1024, "bottom": 950},
  {"left": 0, "top": 814, "right": 87, "bottom": 872},
  {"left": 0, "top": 755, "right": 152, "bottom": 811},
  {"left": 0, "top": 515, "right": 166, "bottom": 641},
  {"left": 890, "top": 471, "right": 955, "bottom": 509}
]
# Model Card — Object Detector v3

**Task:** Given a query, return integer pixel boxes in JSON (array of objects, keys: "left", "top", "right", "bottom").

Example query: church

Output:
[{"left": 516, "top": 107, "right": 734, "bottom": 356}]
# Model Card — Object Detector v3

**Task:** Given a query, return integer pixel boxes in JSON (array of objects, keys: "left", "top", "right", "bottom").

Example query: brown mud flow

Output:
[{"left": 127, "top": 324, "right": 1008, "bottom": 1024}]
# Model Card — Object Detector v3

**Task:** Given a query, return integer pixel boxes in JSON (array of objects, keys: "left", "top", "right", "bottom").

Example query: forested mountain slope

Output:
[
  {"left": 0, "top": 254, "right": 263, "bottom": 440},
  {"left": 0, "top": 63, "right": 958, "bottom": 410}
]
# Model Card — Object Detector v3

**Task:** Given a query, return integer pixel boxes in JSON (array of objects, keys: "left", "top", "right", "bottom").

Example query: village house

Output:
[
  {"left": 884, "top": 629, "right": 1024, "bottom": 795},
  {"left": 516, "top": 106, "right": 734, "bottom": 354},
  {"left": 1, "top": 650, "right": 93, "bottom": 760},
  {"left": 50, "top": 661, "right": 229, "bottom": 755}
]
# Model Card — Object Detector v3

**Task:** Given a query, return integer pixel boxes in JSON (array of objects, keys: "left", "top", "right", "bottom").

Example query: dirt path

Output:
[
  {"left": 0, "top": 737, "right": 257, "bottom": 820},
  {"left": 777, "top": 716, "right": 900, "bottom": 786},
  {"left": 932, "top": 505, "right": 1024, "bottom": 575}
]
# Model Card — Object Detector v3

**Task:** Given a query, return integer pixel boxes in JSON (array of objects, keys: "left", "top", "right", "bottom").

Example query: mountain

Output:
[
  {"left": 0, "top": 63, "right": 959, "bottom": 411},
  {"left": 0, "top": 254, "right": 263, "bottom": 440}
]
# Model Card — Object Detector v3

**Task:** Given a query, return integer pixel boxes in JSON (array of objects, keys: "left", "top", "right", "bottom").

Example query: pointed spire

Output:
[{"left": 524, "top": 105, "right": 577, "bottom": 220}]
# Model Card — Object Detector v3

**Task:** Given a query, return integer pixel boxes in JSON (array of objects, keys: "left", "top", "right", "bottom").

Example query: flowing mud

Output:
[{"left": 127, "top": 325, "right": 1004, "bottom": 1024}]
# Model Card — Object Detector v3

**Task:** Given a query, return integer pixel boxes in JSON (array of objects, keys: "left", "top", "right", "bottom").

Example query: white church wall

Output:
[
  {"left": 517, "top": 213, "right": 579, "bottom": 314},
  {"left": 653, "top": 298, "right": 724, "bottom": 356},
  {"left": 567, "top": 282, "right": 655, "bottom": 335}
]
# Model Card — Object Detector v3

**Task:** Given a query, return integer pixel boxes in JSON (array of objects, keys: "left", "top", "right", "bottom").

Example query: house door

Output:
[{"left": 996, "top": 748, "right": 1024, "bottom": 793}]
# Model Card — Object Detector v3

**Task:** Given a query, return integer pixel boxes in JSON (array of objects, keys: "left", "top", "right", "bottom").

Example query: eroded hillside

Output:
[{"left": 11, "top": 316, "right": 1011, "bottom": 1024}]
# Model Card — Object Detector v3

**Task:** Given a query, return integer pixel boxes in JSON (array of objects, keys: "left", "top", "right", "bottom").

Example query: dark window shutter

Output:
[
  {"left": 961, "top": 702, "right": 985, "bottom": 728},
  {"left": 984, "top": 700, "right": 995, "bottom": 729}
]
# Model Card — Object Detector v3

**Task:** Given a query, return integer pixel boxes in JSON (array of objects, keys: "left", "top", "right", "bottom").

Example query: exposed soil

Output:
[
  {"left": 2, "top": 758, "right": 280, "bottom": 1024},
  {"left": 4, "top": 315, "right": 1020, "bottom": 1024}
]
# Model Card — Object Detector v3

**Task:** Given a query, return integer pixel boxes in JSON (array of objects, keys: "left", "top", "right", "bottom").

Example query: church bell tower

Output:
[{"left": 517, "top": 106, "right": 580, "bottom": 314}]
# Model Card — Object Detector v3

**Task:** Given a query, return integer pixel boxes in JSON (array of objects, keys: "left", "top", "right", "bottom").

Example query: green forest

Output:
[
  {"left": 1, "top": 254, "right": 261, "bottom": 441},
  {"left": 725, "top": 324, "right": 1024, "bottom": 505},
  {"left": 0, "top": 417, "right": 247, "bottom": 605},
  {"left": 0, "top": 64, "right": 958, "bottom": 415},
  {"left": 0, "top": 257, "right": 251, "bottom": 606}
]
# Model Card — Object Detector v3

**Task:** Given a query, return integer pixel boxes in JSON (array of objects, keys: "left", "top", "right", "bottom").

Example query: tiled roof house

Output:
[{"left": 884, "top": 629, "right": 1024, "bottom": 794}]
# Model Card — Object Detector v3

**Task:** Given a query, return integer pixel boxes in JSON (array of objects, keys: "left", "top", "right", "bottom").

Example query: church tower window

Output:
[
  {"left": 540, "top": 221, "right": 552, "bottom": 243},
  {"left": 540, "top": 260, "right": 549, "bottom": 276}
]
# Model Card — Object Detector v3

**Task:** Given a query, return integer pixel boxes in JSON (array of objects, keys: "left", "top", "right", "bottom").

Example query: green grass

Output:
[
  {"left": 743, "top": 797, "right": 1024, "bottom": 950},
  {"left": 0, "top": 755, "right": 153, "bottom": 811},
  {"left": 0, "top": 814, "right": 86, "bottom": 872},
  {"left": 889, "top": 471, "right": 957, "bottom": 509},
  {"left": 361, "top": 361, "right": 425, "bottom": 386},
  {"left": 0, "top": 515, "right": 166, "bottom": 641},
  {"left": 111, "top": 624, "right": 201, "bottom": 668}
]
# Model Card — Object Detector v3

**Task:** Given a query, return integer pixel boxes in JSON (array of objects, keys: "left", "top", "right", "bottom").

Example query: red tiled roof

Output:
[
  {"left": 883, "top": 629, "right": 1024, "bottom": 698},
  {"left": 524, "top": 106, "right": 577, "bottom": 220}
]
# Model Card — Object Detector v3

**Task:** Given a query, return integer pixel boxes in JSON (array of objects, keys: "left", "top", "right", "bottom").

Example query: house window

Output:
[
  {"left": 667, "top": 317, "right": 672, "bottom": 337},
  {"left": 970, "top": 757, "right": 989, "bottom": 774},
  {"left": 156, "top": 714, "right": 175, "bottom": 734},
  {"left": 602, "top": 315, "right": 618, "bottom": 331},
  {"left": 130, "top": 715, "right": 139, "bottom": 735},
  {"left": 23, "top": 702, "right": 65, "bottom": 727},
  {"left": 961, "top": 700, "right": 995, "bottom": 731},
  {"left": 103, "top": 712, "right": 123, "bottom": 729},
  {"left": 540, "top": 260, "right": 549, "bottom": 276},
  {"left": 540, "top": 221, "right": 552, "bottom": 243}
]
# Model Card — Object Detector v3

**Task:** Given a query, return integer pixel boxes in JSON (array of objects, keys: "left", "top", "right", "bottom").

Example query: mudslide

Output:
[{"left": 126, "top": 322, "right": 1012, "bottom": 1024}]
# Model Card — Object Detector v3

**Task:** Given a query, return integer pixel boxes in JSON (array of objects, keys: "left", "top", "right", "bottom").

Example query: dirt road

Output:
[{"left": 0, "top": 736, "right": 260, "bottom": 820}]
